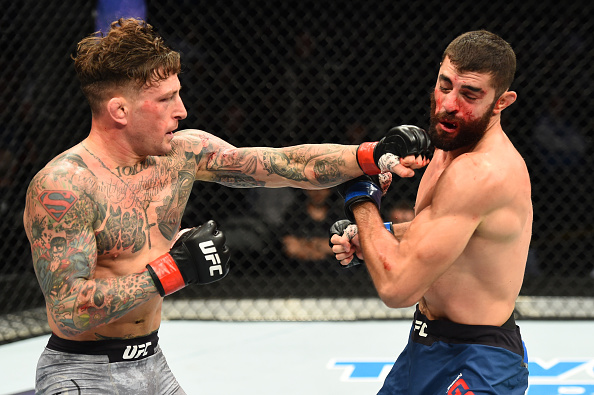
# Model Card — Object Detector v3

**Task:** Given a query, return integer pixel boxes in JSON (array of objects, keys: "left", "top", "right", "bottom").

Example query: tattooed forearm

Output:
[
  {"left": 262, "top": 150, "right": 308, "bottom": 182},
  {"left": 205, "top": 144, "right": 358, "bottom": 187},
  {"left": 52, "top": 272, "right": 156, "bottom": 337},
  {"left": 213, "top": 173, "right": 265, "bottom": 188},
  {"left": 32, "top": 225, "right": 157, "bottom": 337},
  {"left": 263, "top": 145, "right": 357, "bottom": 186},
  {"left": 206, "top": 149, "right": 259, "bottom": 174},
  {"left": 311, "top": 159, "right": 343, "bottom": 184}
]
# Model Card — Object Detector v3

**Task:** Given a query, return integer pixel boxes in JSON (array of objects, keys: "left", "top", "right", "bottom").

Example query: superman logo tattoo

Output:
[{"left": 38, "top": 190, "right": 78, "bottom": 222}]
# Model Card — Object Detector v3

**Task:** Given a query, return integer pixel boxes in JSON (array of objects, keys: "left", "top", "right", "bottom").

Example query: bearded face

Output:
[{"left": 429, "top": 92, "right": 497, "bottom": 152}]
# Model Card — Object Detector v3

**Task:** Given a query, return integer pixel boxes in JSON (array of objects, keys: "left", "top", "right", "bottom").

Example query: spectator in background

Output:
[{"left": 282, "top": 188, "right": 343, "bottom": 264}]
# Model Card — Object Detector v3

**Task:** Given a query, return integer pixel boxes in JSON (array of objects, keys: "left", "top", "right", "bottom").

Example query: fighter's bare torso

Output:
[
  {"left": 414, "top": 128, "right": 532, "bottom": 326},
  {"left": 34, "top": 136, "right": 196, "bottom": 340}
]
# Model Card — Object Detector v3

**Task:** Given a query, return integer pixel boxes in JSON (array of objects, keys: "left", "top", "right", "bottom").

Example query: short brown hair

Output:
[
  {"left": 442, "top": 30, "right": 516, "bottom": 98},
  {"left": 73, "top": 18, "right": 181, "bottom": 114}
]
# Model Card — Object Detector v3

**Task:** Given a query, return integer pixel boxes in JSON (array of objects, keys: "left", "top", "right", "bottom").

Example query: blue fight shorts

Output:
[{"left": 378, "top": 305, "right": 529, "bottom": 395}]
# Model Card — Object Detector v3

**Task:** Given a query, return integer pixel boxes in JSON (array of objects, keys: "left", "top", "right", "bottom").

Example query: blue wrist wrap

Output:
[
  {"left": 345, "top": 181, "right": 382, "bottom": 206},
  {"left": 344, "top": 181, "right": 382, "bottom": 221}
]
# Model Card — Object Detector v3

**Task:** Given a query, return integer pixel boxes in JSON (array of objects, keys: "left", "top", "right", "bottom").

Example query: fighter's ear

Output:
[
  {"left": 493, "top": 90, "right": 517, "bottom": 115},
  {"left": 107, "top": 97, "right": 128, "bottom": 126}
]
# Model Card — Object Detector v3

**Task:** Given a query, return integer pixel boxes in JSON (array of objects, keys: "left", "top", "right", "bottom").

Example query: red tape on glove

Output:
[
  {"left": 148, "top": 254, "right": 185, "bottom": 296},
  {"left": 356, "top": 141, "right": 381, "bottom": 175}
]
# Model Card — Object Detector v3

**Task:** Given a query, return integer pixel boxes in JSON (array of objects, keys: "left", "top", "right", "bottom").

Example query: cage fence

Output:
[{"left": 0, "top": 0, "right": 592, "bottom": 344}]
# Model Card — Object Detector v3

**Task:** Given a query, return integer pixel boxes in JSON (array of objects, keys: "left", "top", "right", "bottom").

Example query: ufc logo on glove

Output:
[
  {"left": 146, "top": 220, "right": 231, "bottom": 296},
  {"left": 199, "top": 240, "right": 223, "bottom": 276}
]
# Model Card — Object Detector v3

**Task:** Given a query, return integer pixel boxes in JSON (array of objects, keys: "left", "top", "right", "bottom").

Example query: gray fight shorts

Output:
[{"left": 36, "top": 331, "right": 186, "bottom": 394}]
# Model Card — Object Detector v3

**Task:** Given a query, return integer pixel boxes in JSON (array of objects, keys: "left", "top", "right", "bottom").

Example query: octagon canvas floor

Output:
[{"left": 2, "top": 320, "right": 594, "bottom": 395}]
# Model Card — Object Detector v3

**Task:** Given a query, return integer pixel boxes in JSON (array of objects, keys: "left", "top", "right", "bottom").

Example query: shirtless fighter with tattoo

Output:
[{"left": 23, "top": 18, "right": 430, "bottom": 394}]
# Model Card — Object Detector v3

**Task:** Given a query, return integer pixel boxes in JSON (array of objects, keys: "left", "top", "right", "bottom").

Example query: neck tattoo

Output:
[
  {"left": 81, "top": 142, "right": 155, "bottom": 247},
  {"left": 81, "top": 142, "right": 128, "bottom": 185}
]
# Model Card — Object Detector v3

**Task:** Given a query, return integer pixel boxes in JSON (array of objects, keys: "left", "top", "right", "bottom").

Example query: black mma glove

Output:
[
  {"left": 146, "top": 220, "right": 231, "bottom": 296},
  {"left": 356, "top": 125, "right": 433, "bottom": 175},
  {"left": 339, "top": 175, "right": 383, "bottom": 222},
  {"left": 329, "top": 219, "right": 394, "bottom": 269}
]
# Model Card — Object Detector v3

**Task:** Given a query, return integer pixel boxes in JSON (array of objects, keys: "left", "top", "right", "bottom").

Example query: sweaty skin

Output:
[{"left": 332, "top": 57, "right": 532, "bottom": 326}]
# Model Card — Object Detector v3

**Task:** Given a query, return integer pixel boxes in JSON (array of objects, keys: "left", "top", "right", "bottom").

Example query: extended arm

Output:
[
  {"left": 210, "top": 143, "right": 363, "bottom": 188},
  {"left": 174, "top": 128, "right": 430, "bottom": 189}
]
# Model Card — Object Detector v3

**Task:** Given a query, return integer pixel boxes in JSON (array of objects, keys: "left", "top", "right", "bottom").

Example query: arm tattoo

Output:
[
  {"left": 212, "top": 173, "right": 264, "bottom": 188},
  {"left": 31, "top": 197, "right": 156, "bottom": 337},
  {"left": 262, "top": 150, "right": 309, "bottom": 182},
  {"left": 67, "top": 273, "right": 155, "bottom": 336},
  {"left": 25, "top": 155, "right": 159, "bottom": 337},
  {"left": 156, "top": 169, "right": 195, "bottom": 239},
  {"left": 206, "top": 144, "right": 353, "bottom": 187}
]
